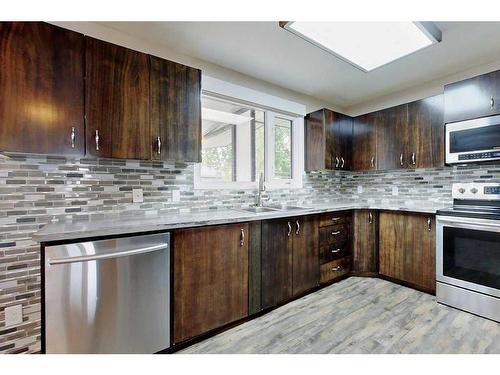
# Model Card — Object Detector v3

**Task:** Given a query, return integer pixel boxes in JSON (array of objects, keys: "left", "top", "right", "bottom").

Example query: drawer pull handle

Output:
[
  {"left": 331, "top": 231, "right": 341, "bottom": 235},
  {"left": 332, "top": 265, "right": 342, "bottom": 271},
  {"left": 331, "top": 248, "right": 341, "bottom": 253},
  {"left": 491, "top": 97, "right": 495, "bottom": 109},
  {"left": 331, "top": 217, "right": 340, "bottom": 222}
]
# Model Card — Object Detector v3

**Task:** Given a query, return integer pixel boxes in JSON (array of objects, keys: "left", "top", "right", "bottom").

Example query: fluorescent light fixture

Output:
[{"left": 282, "top": 22, "right": 441, "bottom": 72}]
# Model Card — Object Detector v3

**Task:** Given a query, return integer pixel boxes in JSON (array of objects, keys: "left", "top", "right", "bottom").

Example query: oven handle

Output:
[{"left": 438, "top": 217, "right": 500, "bottom": 231}]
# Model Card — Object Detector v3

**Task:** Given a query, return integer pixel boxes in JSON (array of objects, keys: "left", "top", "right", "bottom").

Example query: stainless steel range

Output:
[{"left": 436, "top": 183, "right": 500, "bottom": 322}]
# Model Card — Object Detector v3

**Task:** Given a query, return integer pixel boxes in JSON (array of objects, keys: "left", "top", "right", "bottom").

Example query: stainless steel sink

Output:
[
  {"left": 240, "top": 207, "right": 280, "bottom": 213},
  {"left": 269, "top": 205, "right": 312, "bottom": 211}
]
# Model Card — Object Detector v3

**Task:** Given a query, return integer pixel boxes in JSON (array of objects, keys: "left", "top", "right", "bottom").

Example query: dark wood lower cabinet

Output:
[
  {"left": 292, "top": 215, "right": 319, "bottom": 296},
  {"left": 352, "top": 210, "right": 378, "bottom": 275},
  {"left": 379, "top": 212, "right": 436, "bottom": 293},
  {"left": 261, "top": 218, "right": 293, "bottom": 309},
  {"left": 173, "top": 223, "right": 249, "bottom": 344}
]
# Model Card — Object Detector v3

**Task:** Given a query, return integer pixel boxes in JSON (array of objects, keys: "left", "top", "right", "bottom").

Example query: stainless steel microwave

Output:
[{"left": 446, "top": 114, "right": 500, "bottom": 164}]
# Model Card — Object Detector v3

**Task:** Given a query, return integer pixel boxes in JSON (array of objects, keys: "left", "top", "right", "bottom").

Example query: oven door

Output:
[
  {"left": 445, "top": 114, "right": 500, "bottom": 164},
  {"left": 437, "top": 216, "right": 500, "bottom": 298}
]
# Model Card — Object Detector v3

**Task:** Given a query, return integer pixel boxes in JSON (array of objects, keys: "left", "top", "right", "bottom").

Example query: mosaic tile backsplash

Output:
[{"left": 0, "top": 153, "right": 499, "bottom": 354}]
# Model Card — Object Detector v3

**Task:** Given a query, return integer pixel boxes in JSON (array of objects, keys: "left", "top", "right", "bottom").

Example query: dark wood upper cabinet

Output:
[
  {"left": 305, "top": 109, "right": 352, "bottom": 171},
  {"left": 173, "top": 223, "right": 249, "bottom": 344},
  {"left": 407, "top": 94, "right": 444, "bottom": 169},
  {"left": 304, "top": 110, "right": 328, "bottom": 170},
  {"left": 150, "top": 56, "right": 202, "bottom": 162},
  {"left": 352, "top": 210, "right": 378, "bottom": 275},
  {"left": 444, "top": 70, "right": 500, "bottom": 123},
  {"left": 85, "top": 37, "right": 150, "bottom": 160},
  {"left": 375, "top": 104, "right": 408, "bottom": 170},
  {"left": 261, "top": 218, "right": 293, "bottom": 309},
  {"left": 352, "top": 113, "right": 377, "bottom": 171},
  {"left": 0, "top": 22, "right": 84, "bottom": 155},
  {"left": 379, "top": 212, "right": 436, "bottom": 293},
  {"left": 292, "top": 215, "right": 319, "bottom": 296}
]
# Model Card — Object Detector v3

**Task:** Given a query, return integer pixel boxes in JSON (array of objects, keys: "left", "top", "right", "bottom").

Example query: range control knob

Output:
[
  {"left": 470, "top": 187, "right": 478, "bottom": 194},
  {"left": 458, "top": 188, "right": 466, "bottom": 194}
]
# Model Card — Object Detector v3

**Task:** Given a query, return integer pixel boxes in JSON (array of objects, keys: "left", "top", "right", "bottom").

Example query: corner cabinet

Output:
[
  {"left": 304, "top": 109, "right": 353, "bottom": 171},
  {"left": 379, "top": 212, "right": 436, "bottom": 293},
  {"left": 85, "top": 37, "right": 151, "bottom": 160},
  {"left": 150, "top": 57, "right": 202, "bottom": 162},
  {"left": 0, "top": 22, "right": 84, "bottom": 155},
  {"left": 173, "top": 223, "right": 249, "bottom": 344}
]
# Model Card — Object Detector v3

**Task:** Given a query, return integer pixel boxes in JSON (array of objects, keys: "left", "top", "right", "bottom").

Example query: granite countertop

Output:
[{"left": 33, "top": 201, "right": 447, "bottom": 243}]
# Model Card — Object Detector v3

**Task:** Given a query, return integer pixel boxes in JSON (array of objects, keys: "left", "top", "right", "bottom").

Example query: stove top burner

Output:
[{"left": 438, "top": 204, "right": 500, "bottom": 220}]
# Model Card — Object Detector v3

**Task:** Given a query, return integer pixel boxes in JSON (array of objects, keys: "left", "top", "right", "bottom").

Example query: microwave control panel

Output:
[{"left": 458, "top": 151, "right": 500, "bottom": 161}]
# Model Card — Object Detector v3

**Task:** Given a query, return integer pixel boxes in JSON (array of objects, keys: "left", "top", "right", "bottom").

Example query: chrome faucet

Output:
[{"left": 255, "top": 172, "right": 267, "bottom": 207}]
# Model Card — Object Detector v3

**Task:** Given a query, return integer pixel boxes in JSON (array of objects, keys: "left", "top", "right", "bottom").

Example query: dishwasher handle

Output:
[{"left": 48, "top": 243, "right": 169, "bottom": 266}]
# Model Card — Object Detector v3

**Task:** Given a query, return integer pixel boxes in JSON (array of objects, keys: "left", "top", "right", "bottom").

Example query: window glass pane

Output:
[
  {"left": 201, "top": 96, "right": 264, "bottom": 183},
  {"left": 274, "top": 116, "right": 292, "bottom": 179}
]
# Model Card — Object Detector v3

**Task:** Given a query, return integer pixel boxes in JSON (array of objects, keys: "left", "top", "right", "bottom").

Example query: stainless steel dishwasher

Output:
[{"left": 44, "top": 232, "right": 170, "bottom": 354}]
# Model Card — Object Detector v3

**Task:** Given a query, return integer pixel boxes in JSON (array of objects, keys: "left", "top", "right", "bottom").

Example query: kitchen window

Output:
[{"left": 195, "top": 94, "right": 303, "bottom": 189}]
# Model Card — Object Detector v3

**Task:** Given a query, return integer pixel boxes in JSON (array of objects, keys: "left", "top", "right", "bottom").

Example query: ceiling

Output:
[{"left": 100, "top": 22, "right": 500, "bottom": 110}]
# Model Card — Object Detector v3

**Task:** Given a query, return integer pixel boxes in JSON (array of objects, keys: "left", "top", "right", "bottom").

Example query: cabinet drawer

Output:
[
  {"left": 319, "top": 224, "right": 350, "bottom": 247},
  {"left": 319, "top": 242, "right": 351, "bottom": 264},
  {"left": 319, "top": 211, "right": 351, "bottom": 227},
  {"left": 320, "top": 257, "right": 351, "bottom": 284}
]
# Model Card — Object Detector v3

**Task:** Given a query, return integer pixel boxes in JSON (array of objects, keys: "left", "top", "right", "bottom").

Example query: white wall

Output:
[
  {"left": 50, "top": 22, "right": 340, "bottom": 114},
  {"left": 345, "top": 58, "right": 500, "bottom": 116}
]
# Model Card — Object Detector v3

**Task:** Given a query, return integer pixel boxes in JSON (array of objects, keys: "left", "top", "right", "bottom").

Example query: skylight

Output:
[{"left": 282, "top": 22, "right": 441, "bottom": 72}]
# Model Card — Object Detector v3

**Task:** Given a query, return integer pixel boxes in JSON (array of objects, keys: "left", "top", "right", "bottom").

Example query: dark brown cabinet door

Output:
[
  {"left": 0, "top": 22, "right": 84, "bottom": 155},
  {"left": 407, "top": 95, "right": 444, "bottom": 169},
  {"left": 379, "top": 212, "right": 436, "bottom": 293},
  {"left": 261, "top": 218, "right": 293, "bottom": 309},
  {"left": 353, "top": 210, "right": 378, "bottom": 275},
  {"left": 403, "top": 214, "right": 436, "bottom": 293},
  {"left": 85, "top": 37, "right": 150, "bottom": 159},
  {"left": 352, "top": 113, "right": 377, "bottom": 171},
  {"left": 305, "top": 110, "right": 327, "bottom": 171},
  {"left": 173, "top": 223, "right": 249, "bottom": 344},
  {"left": 379, "top": 211, "right": 406, "bottom": 281},
  {"left": 150, "top": 56, "right": 201, "bottom": 162},
  {"left": 292, "top": 215, "right": 319, "bottom": 296},
  {"left": 304, "top": 109, "right": 352, "bottom": 171},
  {"left": 376, "top": 105, "right": 408, "bottom": 170},
  {"left": 444, "top": 70, "right": 500, "bottom": 123}
]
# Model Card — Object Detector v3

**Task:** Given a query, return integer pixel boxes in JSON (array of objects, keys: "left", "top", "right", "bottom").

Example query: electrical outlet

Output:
[
  {"left": 392, "top": 186, "right": 399, "bottom": 196},
  {"left": 357, "top": 185, "right": 363, "bottom": 194},
  {"left": 5, "top": 305, "right": 23, "bottom": 327},
  {"left": 132, "top": 189, "right": 144, "bottom": 203}
]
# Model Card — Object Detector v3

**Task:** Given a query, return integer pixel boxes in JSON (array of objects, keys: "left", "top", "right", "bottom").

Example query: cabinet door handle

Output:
[
  {"left": 399, "top": 153, "right": 404, "bottom": 166},
  {"left": 335, "top": 157, "right": 340, "bottom": 168},
  {"left": 157, "top": 136, "right": 162, "bottom": 155},
  {"left": 295, "top": 220, "right": 300, "bottom": 235},
  {"left": 331, "top": 248, "right": 341, "bottom": 253},
  {"left": 287, "top": 221, "right": 292, "bottom": 237},
  {"left": 370, "top": 156, "right": 375, "bottom": 168},
  {"left": 427, "top": 218, "right": 432, "bottom": 231},
  {"left": 491, "top": 97, "right": 495, "bottom": 109},
  {"left": 341, "top": 157, "right": 345, "bottom": 169},
  {"left": 332, "top": 265, "right": 342, "bottom": 271},
  {"left": 240, "top": 228, "right": 245, "bottom": 246},
  {"left": 411, "top": 152, "right": 416, "bottom": 166},
  {"left": 71, "top": 127, "right": 76, "bottom": 149},
  {"left": 95, "top": 130, "right": 100, "bottom": 151},
  {"left": 331, "top": 230, "right": 341, "bottom": 235},
  {"left": 368, "top": 212, "right": 373, "bottom": 224}
]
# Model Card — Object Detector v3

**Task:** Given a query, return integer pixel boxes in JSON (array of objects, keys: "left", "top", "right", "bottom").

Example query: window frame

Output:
[{"left": 194, "top": 94, "right": 303, "bottom": 190}]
